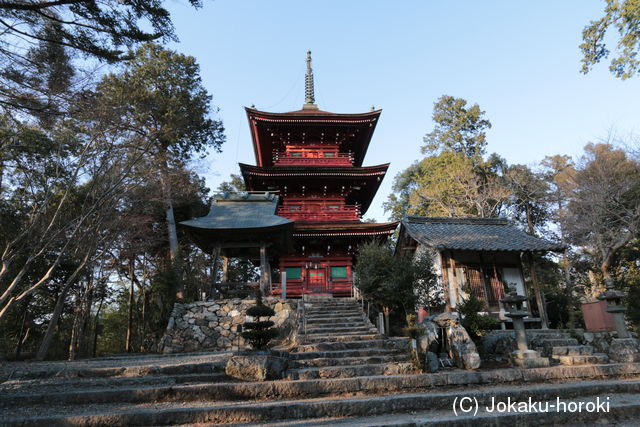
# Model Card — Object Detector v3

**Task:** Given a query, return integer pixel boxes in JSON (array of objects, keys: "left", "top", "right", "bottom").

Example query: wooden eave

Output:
[
  {"left": 245, "top": 107, "right": 381, "bottom": 167},
  {"left": 293, "top": 221, "right": 399, "bottom": 238},
  {"left": 239, "top": 163, "right": 389, "bottom": 214}
]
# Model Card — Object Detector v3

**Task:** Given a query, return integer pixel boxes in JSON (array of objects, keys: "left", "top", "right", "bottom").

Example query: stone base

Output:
[
  {"left": 510, "top": 349, "right": 550, "bottom": 368},
  {"left": 225, "top": 353, "right": 288, "bottom": 381},
  {"left": 608, "top": 338, "right": 640, "bottom": 363}
]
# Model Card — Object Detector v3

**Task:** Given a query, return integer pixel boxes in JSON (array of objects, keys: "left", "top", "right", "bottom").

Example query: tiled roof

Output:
[
  {"left": 401, "top": 216, "right": 565, "bottom": 252},
  {"left": 180, "top": 192, "right": 292, "bottom": 230}
]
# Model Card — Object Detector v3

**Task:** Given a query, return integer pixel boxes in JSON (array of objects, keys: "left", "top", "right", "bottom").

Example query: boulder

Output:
[
  {"left": 417, "top": 321, "right": 439, "bottom": 354},
  {"left": 431, "top": 312, "right": 459, "bottom": 327},
  {"left": 425, "top": 351, "right": 439, "bottom": 373},
  {"left": 225, "top": 354, "right": 288, "bottom": 381},
  {"left": 608, "top": 338, "right": 640, "bottom": 363},
  {"left": 446, "top": 324, "right": 481, "bottom": 370}
]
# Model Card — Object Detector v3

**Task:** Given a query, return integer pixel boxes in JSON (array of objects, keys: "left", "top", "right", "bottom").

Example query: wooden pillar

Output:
[
  {"left": 527, "top": 251, "right": 549, "bottom": 329},
  {"left": 221, "top": 252, "right": 229, "bottom": 283},
  {"left": 439, "top": 252, "right": 454, "bottom": 312},
  {"left": 210, "top": 245, "right": 221, "bottom": 298},
  {"left": 259, "top": 243, "right": 269, "bottom": 296}
]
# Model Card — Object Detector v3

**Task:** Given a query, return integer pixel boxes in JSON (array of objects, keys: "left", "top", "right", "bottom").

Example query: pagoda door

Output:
[{"left": 306, "top": 264, "right": 328, "bottom": 294}]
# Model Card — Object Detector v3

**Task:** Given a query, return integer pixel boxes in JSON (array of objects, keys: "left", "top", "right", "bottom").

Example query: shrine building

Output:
[{"left": 182, "top": 52, "right": 397, "bottom": 298}]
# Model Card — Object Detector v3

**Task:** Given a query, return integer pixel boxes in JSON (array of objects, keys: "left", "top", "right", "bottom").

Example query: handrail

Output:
[{"left": 273, "top": 150, "right": 354, "bottom": 166}]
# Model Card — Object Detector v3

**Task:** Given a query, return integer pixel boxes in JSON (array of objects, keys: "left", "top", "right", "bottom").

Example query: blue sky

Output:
[{"left": 166, "top": 0, "right": 640, "bottom": 221}]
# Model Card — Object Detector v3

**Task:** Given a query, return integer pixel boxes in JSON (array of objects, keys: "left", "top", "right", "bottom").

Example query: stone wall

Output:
[{"left": 159, "top": 298, "right": 297, "bottom": 354}]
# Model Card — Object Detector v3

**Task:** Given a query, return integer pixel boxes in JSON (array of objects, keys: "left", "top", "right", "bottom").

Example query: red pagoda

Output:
[{"left": 239, "top": 52, "right": 398, "bottom": 298}]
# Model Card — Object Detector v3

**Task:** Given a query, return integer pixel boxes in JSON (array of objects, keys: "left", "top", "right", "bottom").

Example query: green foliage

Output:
[
  {"left": 422, "top": 95, "right": 492, "bottom": 158},
  {"left": 385, "top": 96, "right": 511, "bottom": 220},
  {"left": 147, "top": 262, "right": 180, "bottom": 339},
  {"left": 96, "top": 43, "right": 225, "bottom": 159},
  {"left": 402, "top": 314, "right": 425, "bottom": 339},
  {"left": 0, "top": 1, "right": 203, "bottom": 63},
  {"left": 355, "top": 241, "right": 439, "bottom": 316},
  {"left": 580, "top": 0, "right": 640, "bottom": 79},
  {"left": 242, "top": 291, "right": 278, "bottom": 350},
  {"left": 565, "top": 142, "right": 640, "bottom": 292},
  {"left": 458, "top": 291, "right": 500, "bottom": 340}
]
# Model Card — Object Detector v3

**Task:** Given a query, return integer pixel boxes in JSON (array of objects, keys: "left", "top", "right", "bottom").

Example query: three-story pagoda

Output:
[{"left": 240, "top": 52, "right": 398, "bottom": 297}]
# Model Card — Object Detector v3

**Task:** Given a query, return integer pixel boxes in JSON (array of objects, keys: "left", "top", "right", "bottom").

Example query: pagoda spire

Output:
[{"left": 303, "top": 50, "right": 318, "bottom": 110}]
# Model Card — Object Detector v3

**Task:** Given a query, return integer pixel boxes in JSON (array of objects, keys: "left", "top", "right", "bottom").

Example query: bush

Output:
[
  {"left": 402, "top": 314, "right": 425, "bottom": 339},
  {"left": 242, "top": 291, "right": 278, "bottom": 350},
  {"left": 458, "top": 292, "right": 500, "bottom": 341}
]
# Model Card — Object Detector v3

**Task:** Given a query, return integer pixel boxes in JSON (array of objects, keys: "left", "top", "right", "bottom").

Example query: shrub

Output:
[
  {"left": 242, "top": 291, "right": 278, "bottom": 350},
  {"left": 402, "top": 314, "right": 425, "bottom": 339},
  {"left": 457, "top": 292, "right": 500, "bottom": 341}
]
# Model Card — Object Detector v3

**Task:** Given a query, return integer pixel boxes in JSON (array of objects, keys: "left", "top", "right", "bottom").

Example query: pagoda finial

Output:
[{"left": 303, "top": 50, "right": 318, "bottom": 110}]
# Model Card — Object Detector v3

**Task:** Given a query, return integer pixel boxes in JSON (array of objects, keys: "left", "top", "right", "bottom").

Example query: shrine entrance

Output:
[{"left": 306, "top": 262, "right": 328, "bottom": 294}]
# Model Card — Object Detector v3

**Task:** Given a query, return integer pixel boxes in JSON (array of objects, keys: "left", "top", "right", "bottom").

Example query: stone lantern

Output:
[
  {"left": 598, "top": 285, "right": 640, "bottom": 363},
  {"left": 597, "top": 287, "right": 629, "bottom": 339},
  {"left": 500, "top": 284, "right": 549, "bottom": 368}
]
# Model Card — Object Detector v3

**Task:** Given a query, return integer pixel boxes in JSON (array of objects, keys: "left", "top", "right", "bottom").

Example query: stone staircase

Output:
[
  {"left": 287, "top": 298, "right": 414, "bottom": 380},
  {"left": 531, "top": 330, "right": 609, "bottom": 365},
  {"left": 4, "top": 303, "right": 640, "bottom": 426}
]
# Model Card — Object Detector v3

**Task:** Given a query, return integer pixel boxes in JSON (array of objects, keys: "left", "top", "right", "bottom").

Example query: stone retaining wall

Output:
[{"left": 159, "top": 298, "right": 297, "bottom": 354}]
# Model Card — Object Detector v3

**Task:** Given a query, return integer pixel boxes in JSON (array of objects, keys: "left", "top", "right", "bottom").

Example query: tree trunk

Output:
[
  {"left": 14, "top": 304, "right": 29, "bottom": 359},
  {"left": 36, "top": 253, "right": 90, "bottom": 360},
  {"left": 527, "top": 252, "right": 549, "bottom": 329},
  {"left": 562, "top": 250, "right": 575, "bottom": 328},
  {"left": 159, "top": 161, "right": 179, "bottom": 261},
  {"left": 68, "top": 300, "right": 82, "bottom": 361},
  {"left": 126, "top": 256, "right": 135, "bottom": 353},
  {"left": 600, "top": 254, "right": 615, "bottom": 290},
  {"left": 92, "top": 297, "right": 104, "bottom": 358},
  {"left": 36, "top": 285, "right": 71, "bottom": 361}
]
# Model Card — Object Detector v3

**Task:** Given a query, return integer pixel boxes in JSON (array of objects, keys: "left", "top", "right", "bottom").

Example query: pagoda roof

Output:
[
  {"left": 245, "top": 107, "right": 381, "bottom": 167},
  {"left": 293, "top": 221, "right": 399, "bottom": 238},
  {"left": 179, "top": 192, "right": 293, "bottom": 254},
  {"left": 399, "top": 216, "right": 565, "bottom": 253},
  {"left": 239, "top": 163, "right": 389, "bottom": 214}
]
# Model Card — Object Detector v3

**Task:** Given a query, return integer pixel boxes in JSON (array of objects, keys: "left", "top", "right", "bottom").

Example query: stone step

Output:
[
  {"left": 552, "top": 345, "right": 594, "bottom": 356},
  {"left": 538, "top": 338, "right": 579, "bottom": 347},
  {"left": 3, "top": 363, "right": 639, "bottom": 410},
  {"left": 529, "top": 332, "right": 572, "bottom": 340},
  {"left": 305, "top": 311, "right": 364, "bottom": 317},
  {"left": 304, "top": 316, "right": 367, "bottom": 325},
  {"left": 302, "top": 334, "right": 384, "bottom": 343},
  {"left": 286, "top": 362, "right": 416, "bottom": 380},
  {"left": 1, "top": 358, "right": 228, "bottom": 381},
  {"left": 0, "top": 372, "right": 229, "bottom": 393},
  {"left": 247, "top": 399, "right": 640, "bottom": 426},
  {"left": 303, "top": 329, "right": 379, "bottom": 337},
  {"left": 292, "top": 338, "right": 410, "bottom": 353},
  {"left": 305, "top": 321, "right": 371, "bottom": 329},
  {"left": 291, "top": 354, "right": 410, "bottom": 368},
  {"left": 304, "top": 326, "right": 376, "bottom": 334},
  {"left": 5, "top": 378, "right": 640, "bottom": 426},
  {"left": 289, "top": 348, "right": 405, "bottom": 360},
  {"left": 555, "top": 353, "right": 610, "bottom": 366}
]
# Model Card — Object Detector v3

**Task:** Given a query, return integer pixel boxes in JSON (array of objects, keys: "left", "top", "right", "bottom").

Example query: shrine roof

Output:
[
  {"left": 400, "top": 216, "right": 565, "bottom": 252},
  {"left": 245, "top": 107, "right": 381, "bottom": 167},
  {"left": 239, "top": 163, "right": 389, "bottom": 214},
  {"left": 179, "top": 192, "right": 294, "bottom": 253},
  {"left": 180, "top": 192, "right": 292, "bottom": 230},
  {"left": 238, "top": 163, "right": 389, "bottom": 177},
  {"left": 293, "top": 221, "right": 399, "bottom": 237}
]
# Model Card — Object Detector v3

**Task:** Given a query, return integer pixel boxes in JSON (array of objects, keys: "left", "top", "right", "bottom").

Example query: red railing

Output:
[
  {"left": 278, "top": 204, "right": 360, "bottom": 221},
  {"left": 271, "top": 281, "right": 353, "bottom": 298},
  {"left": 273, "top": 151, "right": 354, "bottom": 166}
]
